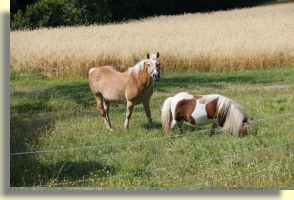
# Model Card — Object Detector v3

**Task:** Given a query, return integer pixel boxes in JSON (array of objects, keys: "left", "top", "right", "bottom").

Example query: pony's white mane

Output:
[{"left": 202, "top": 94, "right": 252, "bottom": 135}]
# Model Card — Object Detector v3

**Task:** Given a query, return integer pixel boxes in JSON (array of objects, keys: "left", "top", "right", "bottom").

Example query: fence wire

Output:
[
  {"left": 184, "top": 163, "right": 294, "bottom": 187},
  {"left": 39, "top": 142, "right": 293, "bottom": 187},
  {"left": 10, "top": 112, "right": 294, "bottom": 156}
]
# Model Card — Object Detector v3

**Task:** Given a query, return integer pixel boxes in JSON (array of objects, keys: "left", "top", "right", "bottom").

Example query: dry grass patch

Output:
[{"left": 10, "top": 3, "right": 294, "bottom": 77}]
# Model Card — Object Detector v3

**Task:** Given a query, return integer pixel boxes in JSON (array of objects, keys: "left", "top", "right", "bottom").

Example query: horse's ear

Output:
[
  {"left": 157, "top": 52, "right": 160, "bottom": 58},
  {"left": 147, "top": 53, "right": 150, "bottom": 59}
]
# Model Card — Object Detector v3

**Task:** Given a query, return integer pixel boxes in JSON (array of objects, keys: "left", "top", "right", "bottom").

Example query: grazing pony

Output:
[
  {"left": 89, "top": 53, "right": 160, "bottom": 130},
  {"left": 161, "top": 92, "right": 255, "bottom": 136}
]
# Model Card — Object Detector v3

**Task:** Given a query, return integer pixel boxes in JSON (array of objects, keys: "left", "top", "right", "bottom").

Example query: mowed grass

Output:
[
  {"left": 10, "top": 3, "right": 294, "bottom": 76},
  {"left": 10, "top": 68, "right": 294, "bottom": 188}
]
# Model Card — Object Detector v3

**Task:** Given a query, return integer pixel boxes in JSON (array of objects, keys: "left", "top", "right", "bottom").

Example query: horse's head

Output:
[
  {"left": 240, "top": 117, "right": 256, "bottom": 136},
  {"left": 146, "top": 52, "right": 160, "bottom": 81}
]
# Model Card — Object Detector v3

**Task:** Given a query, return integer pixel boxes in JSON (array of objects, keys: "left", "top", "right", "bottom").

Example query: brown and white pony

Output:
[
  {"left": 161, "top": 92, "right": 255, "bottom": 137},
  {"left": 89, "top": 53, "right": 160, "bottom": 130}
]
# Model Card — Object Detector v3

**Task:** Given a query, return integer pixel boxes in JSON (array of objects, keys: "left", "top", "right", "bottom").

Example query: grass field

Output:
[
  {"left": 10, "top": 2, "right": 294, "bottom": 77},
  {"left": 10, "top": 68, "right": 294, "bottom": 188},
  {"left": 10, "top": 1, "right": 294, "bottom": 189}
]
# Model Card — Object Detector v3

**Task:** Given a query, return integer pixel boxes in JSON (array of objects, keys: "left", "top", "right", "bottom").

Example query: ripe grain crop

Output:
[{"left": 10, "top": 3, "right": 294, "bottom": 77}]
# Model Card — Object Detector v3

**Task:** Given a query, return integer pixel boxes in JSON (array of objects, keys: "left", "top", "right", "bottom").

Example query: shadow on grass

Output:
[
  {"left": 10, "top": 152, "right": 115, "bottom": 187},
  {"left": 154, "top": 70, "right": 292, "bottom": 92},
  {"left": 10, "top": 112, "right": 117, "bottom": 187}
]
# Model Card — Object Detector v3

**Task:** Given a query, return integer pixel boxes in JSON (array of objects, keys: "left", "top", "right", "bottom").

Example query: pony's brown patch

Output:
[
  {"left": 205, "top": 99, "right": 218, "bottom": 120},
  {"left": 205, "top": 98, "right": 227, "bottom": 126},
  {"left": 174, "top": 99, "right": 196, "bottom": 124},
  {"left": 174, "top": 95, "right": 203, "bottom": 124},
  {"left": 192, "top": 94, "right": 203, "bottom": 100}
]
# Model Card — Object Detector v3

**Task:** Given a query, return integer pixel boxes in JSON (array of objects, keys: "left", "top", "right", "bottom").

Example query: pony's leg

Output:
[
  {"left": 124, "top": 101, "right": 135, "bottom": 129},
  {"left": 210, "top": 123, "right": 218, "bottom": 137},
  {"left": 143, "top": 101, "right": 154, "bottom": 129},
  {"left": 177, "top": 120, "right": 184, "bottom": 135},
  {"left": 96, "top": 94, "right": 113, "bottom": 131}
]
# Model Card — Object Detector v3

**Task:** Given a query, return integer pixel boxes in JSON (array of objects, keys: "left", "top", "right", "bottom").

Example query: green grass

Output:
[{"left": 10, "top": 68, "right": 294, "bottom": 188}]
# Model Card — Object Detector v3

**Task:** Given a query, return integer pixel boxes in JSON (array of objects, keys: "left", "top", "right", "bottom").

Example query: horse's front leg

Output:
[
  {"left": 143, "top": 101, "right": 154, "bottom": 129},
  {"left": 124, "top": 101, "right": 135, "bottom": 129}
]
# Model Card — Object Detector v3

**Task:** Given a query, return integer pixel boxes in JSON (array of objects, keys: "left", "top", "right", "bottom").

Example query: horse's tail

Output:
[
  {"left": 89, "top": 68, "right": 96, "bottom": 75},
  {"left": 161, "top": 97, "right": 173, "bottom": 133}
]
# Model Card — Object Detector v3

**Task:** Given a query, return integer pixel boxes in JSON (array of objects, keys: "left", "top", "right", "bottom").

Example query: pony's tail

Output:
[{"left": 161, "top": 97, "right": 173, "bottom": 134}]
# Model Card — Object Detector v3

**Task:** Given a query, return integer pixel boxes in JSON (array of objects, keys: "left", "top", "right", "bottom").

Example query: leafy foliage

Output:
[{"left": 10, "top": 0, "right": 272, "bottom": 30}]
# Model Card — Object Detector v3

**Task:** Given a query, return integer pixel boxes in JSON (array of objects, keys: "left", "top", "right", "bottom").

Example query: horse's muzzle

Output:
[{"left": 151, "top": 69, "right": 160, "bottom": 81}]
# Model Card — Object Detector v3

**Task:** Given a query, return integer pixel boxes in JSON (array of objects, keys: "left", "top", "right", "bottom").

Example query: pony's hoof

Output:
[{"left": 108, "top": 128, "right": 114, "bottom": 131}]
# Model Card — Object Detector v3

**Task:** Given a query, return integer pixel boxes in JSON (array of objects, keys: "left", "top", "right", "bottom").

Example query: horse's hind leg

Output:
[
  {"left": 95, "top": 94, "right": 113, "bottom": 131},
  {"left": 103, "top": 100, "right": 112, "bottom": 129},
  {"left": 210, "top": 123, "right": 218, "bottom": 137},
  {"left": 143, "top": 101, "right": 154, "bottom": 129}
]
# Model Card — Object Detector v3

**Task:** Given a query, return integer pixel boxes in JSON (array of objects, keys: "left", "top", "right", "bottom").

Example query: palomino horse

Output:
[
  {"left": 161, "top": 92, "right": 255, "bottom": 136},
  {"left": 89, "top": 53, "right": 160, "bottom": 130}
]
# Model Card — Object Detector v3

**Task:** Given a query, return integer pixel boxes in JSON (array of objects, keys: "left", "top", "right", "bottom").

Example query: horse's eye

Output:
[{"left": 147, "top": 64, "right": 150, "bottom": 67}]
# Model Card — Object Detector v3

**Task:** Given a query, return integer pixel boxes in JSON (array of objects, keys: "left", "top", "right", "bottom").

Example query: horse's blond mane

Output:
[
  {"left": 128, "top": 59, "right": 147, "bottom": 76},
  {"left": 128, "top": 53, "right": 159, "bottom": 77}
]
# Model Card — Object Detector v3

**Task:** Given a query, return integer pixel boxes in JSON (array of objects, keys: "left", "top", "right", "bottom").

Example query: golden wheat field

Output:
[{"left": 10, "top": 3, "right": 294, "bottom": 76}]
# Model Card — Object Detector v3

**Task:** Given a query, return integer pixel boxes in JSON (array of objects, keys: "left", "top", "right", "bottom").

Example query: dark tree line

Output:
[{"left": 10, "top": 0, "right": 272, "bottom": 30}]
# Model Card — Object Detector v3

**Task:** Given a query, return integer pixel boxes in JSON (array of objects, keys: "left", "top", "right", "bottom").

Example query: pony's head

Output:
[
  {"left": 146, "top": 52, "right": 160, "bottom": 81},
  {"left": 239, "top": 117, "right": 256, "bottom": 137}
]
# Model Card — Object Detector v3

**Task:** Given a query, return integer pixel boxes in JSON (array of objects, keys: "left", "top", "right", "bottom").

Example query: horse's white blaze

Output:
[
  {"left": 192, "top": 100, "right": 218, "bottom": 126},
  {"left": 151, "top": 68, "right": 159, "bottom": 80}
]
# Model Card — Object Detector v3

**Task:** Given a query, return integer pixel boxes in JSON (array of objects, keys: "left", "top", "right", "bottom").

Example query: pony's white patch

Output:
[
  {"left": 89, "top": 68, "right": 96, "bottom": 75},
  {"left": 192, "top": 100, "right": 218, "bottom": 126}
]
